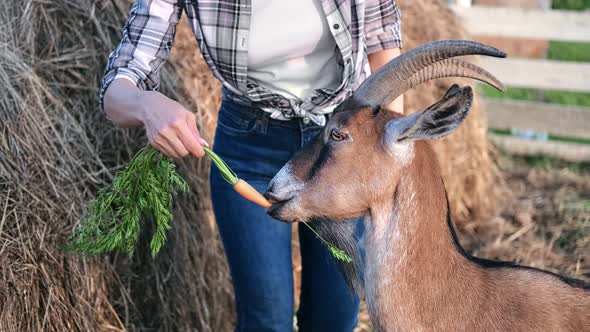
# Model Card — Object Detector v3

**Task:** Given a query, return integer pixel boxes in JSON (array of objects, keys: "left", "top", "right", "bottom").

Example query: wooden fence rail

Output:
[
  {"left": 483, "top": 99, "right": 590, "bottom": 139},
  {"left": 451, "top": 5, "right": 590, "bottom": 42},
  {"left": 478, "top": 58, "right": 590, "bottom": 93},
  {"left": 451, "top": 3, "right": 590, "bottom": 161}
]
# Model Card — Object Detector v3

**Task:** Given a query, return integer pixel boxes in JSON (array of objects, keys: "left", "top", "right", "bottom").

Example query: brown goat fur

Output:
[{"left": 266, "top": 89, "right": 590, "bottom": 331}]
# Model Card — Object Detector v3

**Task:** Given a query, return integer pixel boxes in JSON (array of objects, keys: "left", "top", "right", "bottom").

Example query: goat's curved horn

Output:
[
  {"left": 407, "top": 59, "right": 504, "bottom": 92},
  {"left": 352, "top": 40, "right": 506, "bottom": 108}
]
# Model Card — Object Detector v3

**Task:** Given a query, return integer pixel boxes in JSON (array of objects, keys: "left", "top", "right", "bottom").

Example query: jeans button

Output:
[{"left": 302, "top": 117, "right": 310, "bottom": 124}]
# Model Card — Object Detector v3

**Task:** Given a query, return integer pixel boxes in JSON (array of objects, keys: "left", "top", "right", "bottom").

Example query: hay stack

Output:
[
  {"left": 0, "top": 1, "right": 232, "bottom": 331},
  {"left": 399, "top": 0, "right": 498, "bottom": 223}
]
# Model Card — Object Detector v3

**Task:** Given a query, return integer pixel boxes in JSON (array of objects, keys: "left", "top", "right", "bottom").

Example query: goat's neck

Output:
[{"left": 364, "top": 146, "right": 480, "bottom": 330}]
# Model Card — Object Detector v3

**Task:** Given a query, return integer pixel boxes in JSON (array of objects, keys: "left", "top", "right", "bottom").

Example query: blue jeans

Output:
[{"left": 210, "top": 95, "right": 360, "bottom": 332}]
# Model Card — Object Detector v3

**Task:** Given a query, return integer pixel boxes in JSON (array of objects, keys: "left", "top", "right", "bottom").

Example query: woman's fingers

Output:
[
  {"left": 151, "top": 127, "right": 185, "bottom": 158},
  {"left": 187, "top": 113, "right": 209, "bottom": 147},
  {"left": 153, "top": 140, "right": 179, "bottom": 159},
  {"left": 162, "top": 129, "right": 190, "bottom": 158},
  {"left": 178, "top": 113, "right": 205, "bottom": 158},
  {"left": 144, "top": 107, "right": 207, "bottom": 159}
]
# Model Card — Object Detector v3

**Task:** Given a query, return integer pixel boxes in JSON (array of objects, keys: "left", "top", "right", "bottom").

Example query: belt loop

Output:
[
  {"left": 255, "top": 109, "right": 269, "bottom": 135},
  {"left": 261, "top": 114, "right": 269, "bottom": 134}
]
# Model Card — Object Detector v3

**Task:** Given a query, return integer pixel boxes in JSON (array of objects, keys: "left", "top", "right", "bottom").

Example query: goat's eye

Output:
[{"left": 330, "top": 128, "right": 347, "bottom": 141}]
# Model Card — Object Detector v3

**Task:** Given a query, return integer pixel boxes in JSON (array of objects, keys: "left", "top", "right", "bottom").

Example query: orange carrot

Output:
[
  {"left": 233, "top": 179, "right": 272, "bottom": 208},
  {"left": 203, "top": 146, "right": 272, "bottom": 208},
  {"left": 202, "top": 148, "right": 352, "bottom": 262}
]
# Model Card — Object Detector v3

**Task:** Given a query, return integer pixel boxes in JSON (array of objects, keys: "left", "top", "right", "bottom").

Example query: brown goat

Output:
[{"left": 265, "top": 40, "right": 590, "bottom": 331}]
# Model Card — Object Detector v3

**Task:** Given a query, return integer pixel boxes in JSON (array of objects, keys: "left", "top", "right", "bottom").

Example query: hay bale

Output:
[
  {"left": 399, "top": 0, "right": 498, "bottom": 223},
  {"left": 0, "top": 1, "right": 232, "bottom": 331}
]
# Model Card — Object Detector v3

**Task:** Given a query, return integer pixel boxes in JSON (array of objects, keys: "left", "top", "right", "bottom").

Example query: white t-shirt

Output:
[{"left": 247, "top": 0, "right": 341, "bottom": 101}]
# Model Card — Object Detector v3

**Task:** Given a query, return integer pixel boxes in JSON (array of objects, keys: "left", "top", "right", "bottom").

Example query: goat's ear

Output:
[{"left": 385, "top": 84, "right": 473, "bottom": 143}]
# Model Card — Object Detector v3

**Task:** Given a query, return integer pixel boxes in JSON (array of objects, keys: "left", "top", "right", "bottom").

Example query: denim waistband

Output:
[{"left": 221, "top": 87, "right": 329, "bottom": 129}]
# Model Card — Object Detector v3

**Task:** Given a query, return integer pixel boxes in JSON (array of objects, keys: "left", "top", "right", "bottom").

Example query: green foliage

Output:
[
  {"left": 300, "top": 221, "right": 353, "bottom": 263},
  {"left": 480, "top": 85, "right": 538, "bottom": 101},
  {"left": 552, "top": 0, "right": 590, "bottom": 10},
  {"left": 561, "top": 200, "right": 590, "bottom": 210},
  {"left": 557, "top": 201, "right": 589, "bottom": 250},
  {"left": 479, "top": 85, "right": 590, "bottom": 108},
  {"left": 497, "top": 153, "right": 590, "bottom": 174},
  {"left": 203, "top": 146, "right": 238, "bottom": 185},
  {"left": 548, "top": 41, "right": 590, "bottom": 62},
  {"left": 543, "top": 90, "right": 590, "bottom": 107},
  {"left": 328, "top": 246, "right": 354, "bottom": 263},
  {"left": 64, "top": 146, "right": 188, "bottom": 257},
  {"left": 522, "top": 155, "right": 590, "bottom": 173}
]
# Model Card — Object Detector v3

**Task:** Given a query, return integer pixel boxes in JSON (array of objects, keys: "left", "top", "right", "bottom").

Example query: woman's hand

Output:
[
  {"left": 139, "top": 90, "right": 207, "bottom": 158},
  {"left": 104, "top": 79, "right": 207, "bottom": 158}
]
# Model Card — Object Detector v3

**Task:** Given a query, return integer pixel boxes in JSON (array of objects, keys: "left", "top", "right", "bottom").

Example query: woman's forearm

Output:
[
  {"left": 103, "top": 79, "right": 146, "bottom": 128},
  {"left": 368, "top": 48, "right": 404, "bottom": 114}
]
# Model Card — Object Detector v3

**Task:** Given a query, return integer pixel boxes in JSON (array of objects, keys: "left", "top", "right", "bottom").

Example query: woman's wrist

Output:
[{"left": 104, "top": 79, "right": 146, "bottom": 128}]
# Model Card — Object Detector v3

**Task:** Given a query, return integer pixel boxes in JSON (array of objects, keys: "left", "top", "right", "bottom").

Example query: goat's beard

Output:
[{"left": 308, "top": 217, "right": 365, "bottom": 297}]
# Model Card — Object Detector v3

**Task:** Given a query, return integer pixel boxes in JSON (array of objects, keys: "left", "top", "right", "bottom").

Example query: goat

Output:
[{"left": 265, "top": 40, "right": 590, "bottom": 331}]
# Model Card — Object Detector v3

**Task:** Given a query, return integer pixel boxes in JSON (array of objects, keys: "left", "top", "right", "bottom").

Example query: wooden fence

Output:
[{"left": 450, "top": 2, "right": 590, "bottom": 161}]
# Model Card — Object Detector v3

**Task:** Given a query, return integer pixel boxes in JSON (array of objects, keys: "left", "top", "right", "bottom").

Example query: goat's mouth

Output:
[
  {"left": 264, "top": 192, "right": 297, "bottom": 222},
  {"left": 264, "top": 192, "right": 288, "bottom": 204}
]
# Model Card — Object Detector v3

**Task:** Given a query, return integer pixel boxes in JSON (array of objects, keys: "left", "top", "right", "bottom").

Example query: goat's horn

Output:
[
  {"left": 407, "top": 59, "right": 504, "bottom": 92},
  {"left": 351, "top": 40, "right": 506, "bottom": 108}
]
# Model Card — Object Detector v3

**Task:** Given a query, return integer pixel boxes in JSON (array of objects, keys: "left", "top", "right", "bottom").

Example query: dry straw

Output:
[{"left": 0, "top": 1, "right": 232, "bottom": 331}]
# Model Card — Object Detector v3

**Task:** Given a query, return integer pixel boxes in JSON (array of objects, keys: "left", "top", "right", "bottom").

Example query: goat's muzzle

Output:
[
  {"left": 264, "top": 162, "right": 305, "bottom": 222},
  {"left": 264, "top": 194, "right": 296, "bottom": 223}
]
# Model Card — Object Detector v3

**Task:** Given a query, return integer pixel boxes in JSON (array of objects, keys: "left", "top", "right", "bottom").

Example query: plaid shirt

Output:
[{"left": 100, "top": 0, "right": 402, "bottom": 125}]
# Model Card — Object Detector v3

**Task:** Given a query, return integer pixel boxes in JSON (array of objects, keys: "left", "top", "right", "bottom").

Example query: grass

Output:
[
  {"left": 548, "top": 41, "right": 590, "bottom": 63},
  {"left": 480, "top": 85, "right": 590, "bottom": 108},
  {"left": 518, "top": 154, "right": 590, "bottom": 173},
  {"left": 552, "top": 0, "right": 590, "bottom": 10}
]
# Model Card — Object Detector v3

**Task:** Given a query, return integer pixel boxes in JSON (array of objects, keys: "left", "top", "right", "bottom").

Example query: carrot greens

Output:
[
  {"left": 64, "top": 146, "right": 187, "bottom": 257},
  {"left": 300, "top": 221, "right": 353, "bottom": 263},
  {"left": 65, "top": 145, "right": 351, "bottom": 262},
  {"left": 203, "top": 146, "right": 238, "bottom": 185}
]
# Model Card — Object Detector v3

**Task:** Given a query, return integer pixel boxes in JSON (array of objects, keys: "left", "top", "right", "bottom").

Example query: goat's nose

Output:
[
  {"left": 263, "top": 191, "right": 292, "bottom": 204},
  {"left": 266, "top": 181, "right": 275, "bottom": 195},
  {"left": 266, "top": 163, "right": 300, "bottom": 203}
]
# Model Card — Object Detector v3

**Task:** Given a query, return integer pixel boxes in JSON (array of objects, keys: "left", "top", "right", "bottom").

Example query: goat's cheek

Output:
[
  {"left": 283, "top": 198, "right": 314, "bottom": 222},
  {"left": 280, "top": 191, "right": 319, "bottom": 222},
  {"left": 304, "top": 186, "right": 344, "bottom": 216}
]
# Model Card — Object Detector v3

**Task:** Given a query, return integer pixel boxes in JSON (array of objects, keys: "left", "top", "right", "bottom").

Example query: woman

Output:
[{"left": 101, "top": 0, "right": 403, "bottom": 330}]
